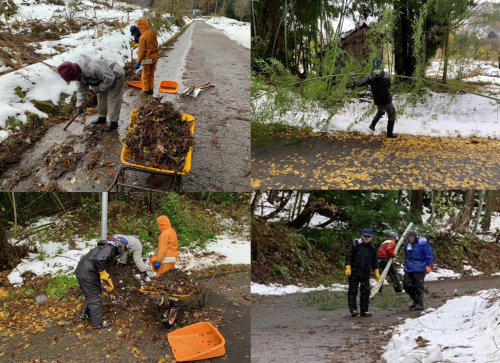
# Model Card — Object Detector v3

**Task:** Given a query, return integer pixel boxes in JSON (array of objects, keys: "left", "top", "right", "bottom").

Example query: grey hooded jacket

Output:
[{"left": 74, "top": 55, "right": 125, "bottom": 107}]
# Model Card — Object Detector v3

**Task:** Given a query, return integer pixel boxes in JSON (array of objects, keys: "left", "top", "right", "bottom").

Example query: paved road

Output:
[
  {"left": 251, "top": 276, "right": 500, "bottom": 363},
  {"left": 251, "top": 133, "right": 500, "bottom": 190},
  {"left": 2, "top": 20, "right": 250, "bottom": 192},
  {"left": 179, "top": 20, "right": 251, "bottom": 192}
]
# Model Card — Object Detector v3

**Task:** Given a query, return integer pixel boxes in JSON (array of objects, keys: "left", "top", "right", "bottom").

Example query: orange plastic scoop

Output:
[
  {"left": 159, "top": 81, "right": 179, "bottom": 94},
  {"left": 167, "top": 322, "right": 225, "bottom": 362},
  {"left": 127, "top": 81, "right": 143, "bottom": 89}
]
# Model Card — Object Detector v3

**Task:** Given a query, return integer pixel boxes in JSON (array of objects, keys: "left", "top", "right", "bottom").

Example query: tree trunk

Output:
[
  {"left": 471, "top": 190, "right": 485, "bottom": 238},
  {"left": 265, "top": 0, "right": 284, "bottom": 60},
  {"left": 288, "top": 199, "right": 314, "bottom": 229},
  {"left": 410, "top": 190, "right": 424, "bottom": 216},
  {"left": 441, "top": 10, "right": 452, "bottom": 84},
  {"left": 482, "top": 191, "right": 500, "bottom": 231},
  {"left": 394, "top": 1, "right": 415, "bottom": 76},
  {"left": 251, "top": 191, "right": 262, "bottom": 216},
  {"left": 453, "top": 190, "right": 476, "bottom": 234}
]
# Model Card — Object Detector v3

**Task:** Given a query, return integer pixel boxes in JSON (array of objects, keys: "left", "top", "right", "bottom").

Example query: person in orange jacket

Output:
[
  {"left": 135, "top": 18, "right": 158, "bottom": 95},
  {"left": 150, "top": 216, "right": 178, "bottom": 278}
]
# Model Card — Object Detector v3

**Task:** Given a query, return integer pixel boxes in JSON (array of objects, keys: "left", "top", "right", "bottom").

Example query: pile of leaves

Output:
[
  {"left": 142, "top": 269, "right": 201, "bottom": 296},
  {"left": 123, "top": 98, "right": 194, "bottom": 171}
]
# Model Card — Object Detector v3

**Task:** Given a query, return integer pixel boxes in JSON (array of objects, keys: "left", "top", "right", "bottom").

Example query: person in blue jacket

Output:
[{"left": 403, "top": 230, "right": 434, "bottom": 310}]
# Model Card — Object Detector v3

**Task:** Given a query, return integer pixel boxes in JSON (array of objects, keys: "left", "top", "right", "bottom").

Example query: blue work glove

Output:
[
  {"left": 135, "top": 63, "right": 141, "bottom": 70},
  {"left": 154, "top": 262, "right": 161, "bottom": 270},
  {"left": 349, "top": 72, "right": 355, "bottom": 76},
  {"left": 77, "top": 107, "right": 83, "bottom": 115},
  {"left": 97, "top": 88, "right": 102, "bottom": 94}
]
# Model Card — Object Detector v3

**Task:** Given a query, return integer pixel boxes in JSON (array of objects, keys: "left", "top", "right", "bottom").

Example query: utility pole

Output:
[{"left": 101, "top": 192, "right": 108, "bottom": 241}]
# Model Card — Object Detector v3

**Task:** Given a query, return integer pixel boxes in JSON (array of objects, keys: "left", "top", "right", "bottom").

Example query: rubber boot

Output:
[
  {"left": 92, "top": 116, "right": 106, "bottom": 125},
  {"left": 350, "top": 309, "right": 359, "bottom": 317},
  {"left": 93, "top": 320, "right": 112, "bottom": 329},
  {"left": 143, "top": 90, "right": 153, "bottom": 95},
  {"left": 140, "top": 271, "right": 148, "bottom": 278},
  {"left": 104, "top": 121, "right": 118, "bottom": 132},
  {"left": 387, "top": 119, "right": 398, "bottom": 138},
  {"left": 414, "top": 293, "right": 424, "bottom": 310},
  {"left": 117, "top": 262, "right": 126, "bottom": 268},
  {"left": 369, "top": 113, "right": 383, "bottom": 131},
  {"left": 361, "top": 310, "right": 373, "bottom": 317}
]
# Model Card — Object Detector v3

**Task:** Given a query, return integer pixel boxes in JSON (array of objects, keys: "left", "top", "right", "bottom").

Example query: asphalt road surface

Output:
[{"left": 252, "top": 132, "right": 500, "bottom": 190}]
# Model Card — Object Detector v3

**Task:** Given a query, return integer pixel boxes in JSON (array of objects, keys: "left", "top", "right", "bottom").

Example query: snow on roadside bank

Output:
[
  {"left": 7, "top": 239, "right": 96, "bottom": 286},
  {"left": 0, "top": 15, "right": 192, "bottom": 130},
  {"left": 381, "top": 289, "right": 500, "bottom": 363},
  {"left": 397, "top": 267, "right": 462, "bottom": 281},
  {"left": 176, "top": 233, "right": 250, "bottom": 271},
  {"left": 251, "top": 282, "right": 347, "bottom": 295},
  {"left": 254, "top": 89, "right": 500, "bottom": 138},
  {"left": 206, "top": 17, "right": 250, "bottom": 49}
]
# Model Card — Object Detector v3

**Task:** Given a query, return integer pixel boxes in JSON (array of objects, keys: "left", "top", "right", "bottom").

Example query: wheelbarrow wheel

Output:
[{"left": 163, "top": 305, "right": 180, "bottom": 329}]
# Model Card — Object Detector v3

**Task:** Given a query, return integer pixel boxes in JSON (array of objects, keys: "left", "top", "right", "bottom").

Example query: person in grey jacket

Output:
[
  {"left": 108, "top": 235, "right": 149, "bottom": 278},
  {"left": 57, "top": 55, "right": 125, "bottom": 132},
  {"left": 74, "top": 239, "right": 127, "bottom": 329},
  {"left": 349, "top": 58, "right": 397, "bottom": 138}
]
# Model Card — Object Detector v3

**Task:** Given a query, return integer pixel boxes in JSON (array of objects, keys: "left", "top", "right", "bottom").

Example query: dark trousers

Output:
[
  {"left": 403, "top": 272, "right": 426, "bottom": 302},
  {"left": 372, "top": 102, "right": 396, "bottom": 134},
  {"left": 379, "top": 259, "right": 403, "bottom": 292},
  {"left": 77, "top": 276, "right": 103, "bottom": 326},
  {"left": 347, "top": 274, "right": 370, "bottom": 312}
]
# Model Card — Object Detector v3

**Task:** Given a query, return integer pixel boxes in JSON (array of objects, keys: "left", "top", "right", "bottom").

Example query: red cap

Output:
[
  {"left": 107, "top": 236, "right": 115, "bottom": 241},
  {"left": 57, "top": 61, "right": 79, "bottom": 82}
]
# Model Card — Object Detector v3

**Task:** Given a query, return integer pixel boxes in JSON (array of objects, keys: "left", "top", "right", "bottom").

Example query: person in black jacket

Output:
[
  {"left": 345, "top": 228, "right": 380, "bottom": 317},
  {"left": 349, "top": 58, "right": 398, "bottom": 138},
  {"left": 74, "top": 239, "right": 127, "bottom": 329}
]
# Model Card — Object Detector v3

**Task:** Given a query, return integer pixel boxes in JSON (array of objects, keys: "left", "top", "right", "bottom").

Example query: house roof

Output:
[{"left": 341, "top": 22, "right": 370, "bottom": 41}]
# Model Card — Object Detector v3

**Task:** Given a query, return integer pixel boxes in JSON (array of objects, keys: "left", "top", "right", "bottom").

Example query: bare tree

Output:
[{"left": 234, "top": 0, "right": 250, "bottom": 21}]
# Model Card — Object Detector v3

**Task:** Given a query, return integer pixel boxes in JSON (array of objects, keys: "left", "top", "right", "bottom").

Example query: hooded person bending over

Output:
[
  {"left": 150, "top": 216, "right": 178, "bottom": 278},
  {"left": 57, "top": 55, "right": 125, "bottom": 132},
  {"left": 134, "top": 18, "right": 158, "bottom": 95},
  {"left": 74, "top": 239, "right": 127, "bottom": 329},
  {"left": 349, "top": 58, "right": 398, "bottom": 138}
]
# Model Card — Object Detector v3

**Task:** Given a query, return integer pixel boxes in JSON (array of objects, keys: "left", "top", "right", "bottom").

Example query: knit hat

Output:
[
  {"left": 406, "top": 230, "right": 417, "bottom": 237},
  {"left": 130, "top": 25, "right": 139, "bottom": 36},
  {"left": 107, "top": 236, "right": 115, "bottom": 241},
  {"left": 57, "top": 61, "right": 79, "bottom": 82}
]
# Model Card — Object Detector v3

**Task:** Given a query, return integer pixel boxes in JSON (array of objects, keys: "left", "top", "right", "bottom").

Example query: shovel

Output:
[
  {"left": 32, "top": 281, "right": 48, "bottom": 304},
  {"left": 181, "top": 82, "right": 214, "bottom": 97},
  {"left": 63, "top": 91, "right": 97, "bottom": 131}
]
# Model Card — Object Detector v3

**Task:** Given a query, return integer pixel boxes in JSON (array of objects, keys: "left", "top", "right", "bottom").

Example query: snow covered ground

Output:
[
  {"left": 254, "top": 89, "right": 500, "bottom": 138},
  {"left": 176, "top": 233, "right": 250, "bottom": 271},
  {"left": 251, "top": 282, "right": 347, "bottom": 295},
  {"left": 0, "top": 0, "right": 193, "bottom": 141},
  {"left": 207, "top": 17, "right": 250, "bottom": 49},
  {"left": 381, "top": 289, "right": 500, "bottom": 363}
]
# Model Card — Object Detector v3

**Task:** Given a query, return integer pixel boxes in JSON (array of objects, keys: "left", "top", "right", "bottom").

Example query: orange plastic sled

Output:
[
  {"left": 158, "top": 81, "right": 179, "bottom": 94},
  {"left": 167, "top": 322, "right": 226, "bottom": 362},
  {"left": 127, "top": 81, "right": 143, "bottom": 89}
]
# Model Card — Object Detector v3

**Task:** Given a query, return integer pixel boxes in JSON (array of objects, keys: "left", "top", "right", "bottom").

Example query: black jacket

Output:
[
  {"left": 353, "top": 71, "right": 392, "bottom": 105},
  {"left": 74, "top": 240, "right": 120, "bottom": 281},
  {"left": 345, "top": 238, "right": 379, "bottom": 277}
]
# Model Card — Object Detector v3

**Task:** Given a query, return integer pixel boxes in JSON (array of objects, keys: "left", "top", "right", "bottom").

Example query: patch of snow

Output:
[
  {"left": 251, "top": 282, "right": 347, "bottom": 295},
  {"left": 207, "top": 17, "right": 250, "bottom": 49},
  {"left": 0, "top": 130, "right": 8, "bottom": 143},
  {"left": 7, "top": 238, "right": 97, "bottom": 286},
  {"left": 381, "top": 289, "right": 500, "bottom": 363},
  {"left": 463, "top": 264, "right": 484, "bottom": 276},
  {"left": 398, "top": 267, "right": 461, "bottom": 281}
]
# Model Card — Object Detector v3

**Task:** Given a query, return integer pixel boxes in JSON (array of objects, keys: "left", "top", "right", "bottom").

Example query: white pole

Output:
[{"left": 101, "top": 192, "right": 108, "bottom": 241}]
